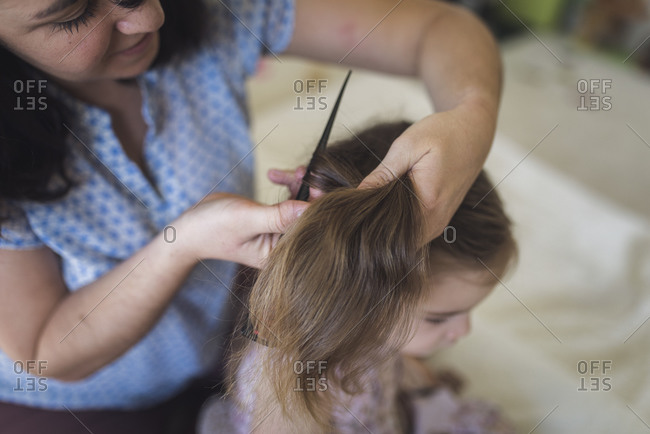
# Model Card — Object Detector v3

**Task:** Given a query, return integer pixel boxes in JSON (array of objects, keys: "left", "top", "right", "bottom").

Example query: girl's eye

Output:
[
  {"left": 425, "top": 317, "right": 448, "bottom": 325},
  {"left": 52, "top": 1, "right": 97, "bottom": 35}
]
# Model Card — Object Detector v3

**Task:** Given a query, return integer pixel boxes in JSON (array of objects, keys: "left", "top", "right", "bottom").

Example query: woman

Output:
[{"left": 0, "top": 0, "right": 501, "bottom": 431}]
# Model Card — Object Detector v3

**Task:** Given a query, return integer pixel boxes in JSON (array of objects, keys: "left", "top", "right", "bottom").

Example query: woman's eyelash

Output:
[
  {"left": 425, "top": 317, "right": 448, "bottom": 325},
  {"left": 52, "top": 1, "right": 98, "bottom": 35}
]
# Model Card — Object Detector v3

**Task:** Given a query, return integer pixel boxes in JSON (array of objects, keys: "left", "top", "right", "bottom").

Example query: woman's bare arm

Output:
[{"left": 0, "top": 194, "right": 306, "bottom": 381}]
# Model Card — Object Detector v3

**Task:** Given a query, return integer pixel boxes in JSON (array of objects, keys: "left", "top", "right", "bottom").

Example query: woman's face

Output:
[
  {"left": 401, "top": 268, "right": 495, "bottom": 358},
  {"left": 0, "top": 0, "right": 165, "bottom": 83}
]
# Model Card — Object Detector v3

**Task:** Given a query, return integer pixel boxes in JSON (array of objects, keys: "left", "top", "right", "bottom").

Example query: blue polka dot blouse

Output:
[{"left": 0, "top": 0, "right": 294, "bottom": 410}]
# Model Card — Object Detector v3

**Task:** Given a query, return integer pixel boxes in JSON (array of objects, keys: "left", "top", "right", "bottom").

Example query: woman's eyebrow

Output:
[{"left": 32, "top": 0, "right": 79, "bottom": 20}]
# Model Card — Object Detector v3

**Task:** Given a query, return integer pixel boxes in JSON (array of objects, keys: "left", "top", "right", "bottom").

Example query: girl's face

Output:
[
  {"left": 401, "top": 268, "right": 495, "bottom": 358},
  {"left": 0, "top": 0, "right": 164, "bottom": 83}
]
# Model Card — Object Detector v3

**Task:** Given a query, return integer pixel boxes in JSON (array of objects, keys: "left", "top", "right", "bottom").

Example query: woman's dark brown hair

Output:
[{"left": 232, "top": 121, "right": 516, "bottom": 431}]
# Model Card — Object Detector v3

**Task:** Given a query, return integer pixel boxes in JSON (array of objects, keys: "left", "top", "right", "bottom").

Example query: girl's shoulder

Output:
[
  {"left": 408, "top": 387, "right": 516, "bottom": 434},
  {"left": 400, "top": 357, "right": 516, "bottom": 434}
]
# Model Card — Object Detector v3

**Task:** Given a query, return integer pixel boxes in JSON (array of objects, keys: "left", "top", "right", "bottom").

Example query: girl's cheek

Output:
[{"left": 402, "top": 325, "right": 445, "bottom": 357}]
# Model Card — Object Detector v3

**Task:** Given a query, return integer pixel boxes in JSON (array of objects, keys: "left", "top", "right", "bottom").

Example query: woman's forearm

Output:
[
  {"left": 30, "top": 194, "right": 305, "bottom": 381},
  {"left": 35, "top": 228, "right": 197, "bottom": 381},
  {"left": 415, "top": 3, "right": 501, "bottom": 174},
  {"left": 288, "top": 0, "right": 502, "bottom": 237},
  {"left": 416, "top": 3, "right": 502, "bottom": 114}
]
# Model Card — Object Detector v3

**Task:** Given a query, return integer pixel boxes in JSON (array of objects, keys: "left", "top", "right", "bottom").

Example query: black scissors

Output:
[{"left": 241, "top": 70, "right": 352, "bottom": 345}]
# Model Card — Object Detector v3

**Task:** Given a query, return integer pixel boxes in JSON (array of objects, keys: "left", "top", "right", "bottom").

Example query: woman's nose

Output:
[{"left": 114, "top": 0, "right": 165, "bottom": 35}]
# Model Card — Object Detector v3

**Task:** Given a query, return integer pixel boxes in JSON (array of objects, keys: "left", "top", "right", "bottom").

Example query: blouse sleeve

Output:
[
  {"left": 204, "top": 0, "right": 296, "bottom": 77},
  {"left": 0, "top": 203, "right": 44, "bottom": 250}
]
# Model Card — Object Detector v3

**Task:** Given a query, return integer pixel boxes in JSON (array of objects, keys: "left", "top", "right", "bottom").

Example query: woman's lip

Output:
[{"left": 115, "top": 33, "right": 153, "bottom": 56}]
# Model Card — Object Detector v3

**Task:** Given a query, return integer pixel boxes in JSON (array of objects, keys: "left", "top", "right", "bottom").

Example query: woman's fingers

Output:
[
  {"left": 267, "top": 166, "right": 307, "bottom": 184},
  {"left": 267, "top": 168, "right": 294, "bottom": 185},
  {"left": 268, "top": 166, "right": 307, "bottom": 198},
  {"left": 261, "top": 200, "right": 309, "bottom": 235},
  {"left": 240, "top": 199, "right": 309, "bottom": 268},
  {"left": 357, "top": 149, "right": 404, "bottom": 190}
]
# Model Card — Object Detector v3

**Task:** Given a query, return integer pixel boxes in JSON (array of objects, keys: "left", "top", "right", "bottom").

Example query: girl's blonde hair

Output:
[{"left": 230, "top": 121, "right": 515, "bottom": 431}]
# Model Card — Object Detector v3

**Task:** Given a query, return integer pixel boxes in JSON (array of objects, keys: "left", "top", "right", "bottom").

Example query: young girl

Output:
[{"left": 199, "top": 121, "right": 517, "bottom": 433}]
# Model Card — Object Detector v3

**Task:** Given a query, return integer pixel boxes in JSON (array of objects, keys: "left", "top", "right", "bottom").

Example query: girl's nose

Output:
[{"left": 447, "top": 315, "right": 471, "bottom": 342}]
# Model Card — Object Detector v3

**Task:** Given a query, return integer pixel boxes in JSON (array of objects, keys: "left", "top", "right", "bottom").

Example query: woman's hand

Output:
[
  {"left": 267, "top": 166, "right": 306, "bottom": 199},
  {"left": 268, "top": 166, "right": 326, "bottom": 201},
  {"left": 175, "top": 193, "right": 308, "bottom": 268},
  {"left": 359, "top": 99, "right": 496, "bottom": 240}
]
